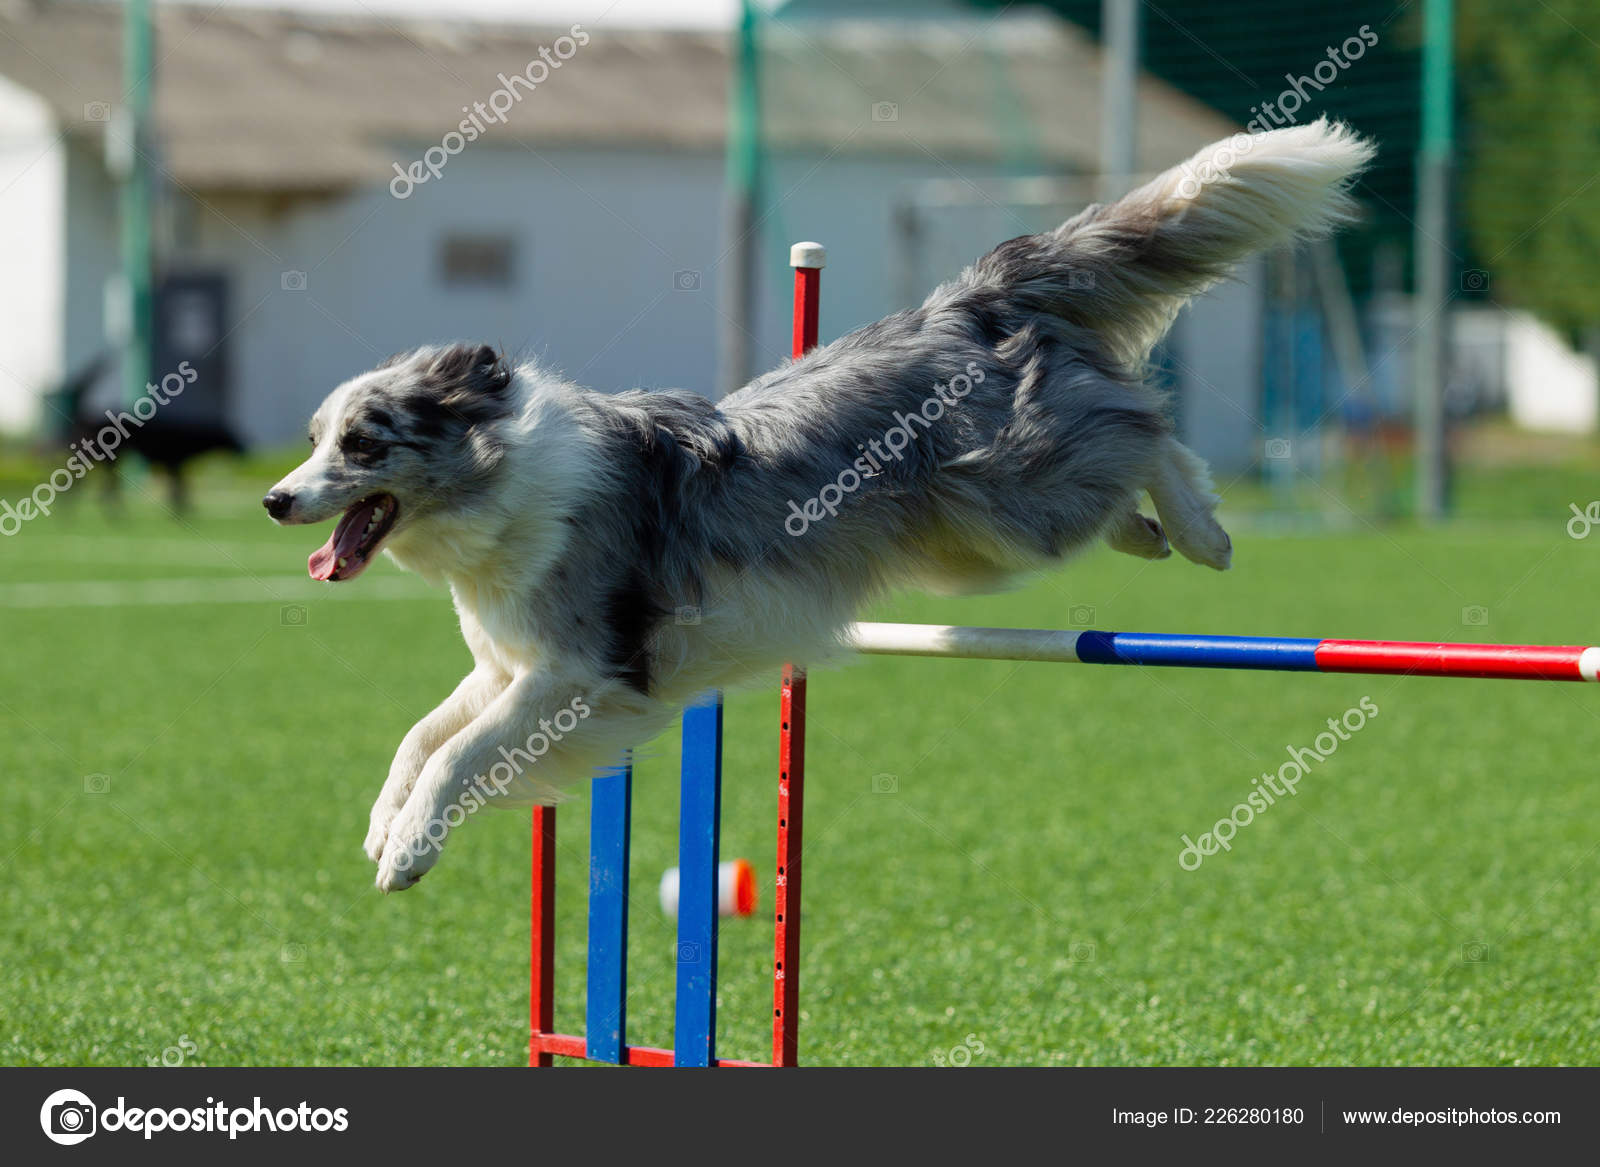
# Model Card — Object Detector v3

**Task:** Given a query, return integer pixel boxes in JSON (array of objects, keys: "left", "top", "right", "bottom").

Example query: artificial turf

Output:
[{"left": 4, "top": 483, "right": 1599, "bottom": 1065}]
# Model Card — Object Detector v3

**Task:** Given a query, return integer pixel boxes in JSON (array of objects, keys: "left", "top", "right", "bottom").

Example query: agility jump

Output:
[{"left": 527, "top": 241, "right": 1596, "bottom": 1070}]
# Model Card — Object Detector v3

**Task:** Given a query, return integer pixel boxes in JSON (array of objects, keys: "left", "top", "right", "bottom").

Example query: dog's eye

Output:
[{"left": 347, "top": 435, "right": 385, "bottom": 457}]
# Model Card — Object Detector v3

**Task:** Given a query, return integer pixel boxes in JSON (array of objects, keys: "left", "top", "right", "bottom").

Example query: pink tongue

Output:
[
  {"left": 307, "top": 500, "right": 378, "bottom": 581},
  {"left": 308, "top": 539, "right": 338, "bottom": 581}
]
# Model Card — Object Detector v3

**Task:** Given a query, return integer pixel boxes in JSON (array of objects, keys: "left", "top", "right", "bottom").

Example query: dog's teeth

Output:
[{"left": 337, "top": 557, "right": 348, "bottom": 568}]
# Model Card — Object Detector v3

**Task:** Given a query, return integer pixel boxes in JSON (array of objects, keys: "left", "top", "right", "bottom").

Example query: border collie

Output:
[{"left": 265, "top": 119, "right": 1372, "bottom": 891}]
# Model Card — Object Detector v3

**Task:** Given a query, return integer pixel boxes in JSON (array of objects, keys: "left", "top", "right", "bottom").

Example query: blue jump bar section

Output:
[
  {"left": 674, "top": 693, "right": 724, "bottom": 1067},
  {"left": 1074, "top": 631, "right": 1323, "bottom": 671},
  {"left": 584, "top": 760, "right": 633, "bottom": 1064}
]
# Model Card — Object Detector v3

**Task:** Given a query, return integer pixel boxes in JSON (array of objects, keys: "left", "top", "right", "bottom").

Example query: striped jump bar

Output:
[{"left": 849, "top": 623, "right": 1600, "bottom": 682}]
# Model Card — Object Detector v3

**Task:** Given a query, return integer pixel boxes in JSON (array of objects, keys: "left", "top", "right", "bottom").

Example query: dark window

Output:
[{"left": 439, "top": 234, "right": 516, "bottom": 287}]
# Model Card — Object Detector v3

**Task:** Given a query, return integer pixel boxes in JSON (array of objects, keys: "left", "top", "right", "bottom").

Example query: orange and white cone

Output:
[{"left": 658, "top": 858, "right": 757, "bottom": 919}]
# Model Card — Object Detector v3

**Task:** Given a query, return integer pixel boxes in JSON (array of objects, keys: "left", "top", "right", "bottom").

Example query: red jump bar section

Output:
[{"left": 1315, "top": 640, "right": 1592, "bottom": 681}]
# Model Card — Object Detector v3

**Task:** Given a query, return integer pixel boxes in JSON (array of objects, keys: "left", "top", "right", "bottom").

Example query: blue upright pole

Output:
[
  {"left": 584, "top": 760, "right": 632, "bottom": 1064},
  {"left": 674, "top": 694, "right": 724, "bottom": 1066}
]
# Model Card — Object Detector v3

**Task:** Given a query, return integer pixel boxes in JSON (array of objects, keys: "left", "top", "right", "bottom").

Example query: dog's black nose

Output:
[{"left": 262, "top": 490, "right": 293, "bottom": 520}]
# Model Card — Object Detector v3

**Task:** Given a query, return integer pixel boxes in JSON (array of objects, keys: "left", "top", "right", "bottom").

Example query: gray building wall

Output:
[
  {"left": 29, "top": 134, "right": 1267, "bottom": 475},
  {"left": 104, "top": 142, "right": 1051, "bottom": 446}
]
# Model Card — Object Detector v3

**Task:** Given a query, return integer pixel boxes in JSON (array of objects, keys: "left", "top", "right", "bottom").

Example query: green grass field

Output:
[{"left": 5, "top": 468, "right": 1600, "bottom": 1066}]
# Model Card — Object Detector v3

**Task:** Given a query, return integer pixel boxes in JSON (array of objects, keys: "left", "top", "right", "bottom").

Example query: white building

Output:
[{"left": 0, "top": 2, "right": 1264, "bottom": 464}]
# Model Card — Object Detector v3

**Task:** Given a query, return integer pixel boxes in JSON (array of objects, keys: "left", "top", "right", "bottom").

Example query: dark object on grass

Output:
[{"left": 48, "top": 352, "right": 246, "bottom": 515}]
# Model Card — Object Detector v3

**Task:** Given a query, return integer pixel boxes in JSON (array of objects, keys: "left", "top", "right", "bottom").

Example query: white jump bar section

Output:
[{"left": 847, "top": 622, "right": 1085, "bottom": 662}]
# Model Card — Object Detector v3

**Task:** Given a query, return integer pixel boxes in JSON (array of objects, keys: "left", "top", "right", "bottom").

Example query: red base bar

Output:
[
  {"left": 1316, "top": 640, "right": 1591, "bottom": 680},
  {"left": 529, "top": 1033, "right": 769, "bottom": 1068}
]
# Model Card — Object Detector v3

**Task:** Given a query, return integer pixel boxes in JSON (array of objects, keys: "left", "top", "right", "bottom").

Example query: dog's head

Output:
[{"left": 264, "top": 342, "right": 514, "bottom": 581}]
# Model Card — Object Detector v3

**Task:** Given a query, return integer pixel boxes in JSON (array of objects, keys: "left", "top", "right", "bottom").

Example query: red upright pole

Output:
[
  {"left": 791, "top": 243, "right": 823, "bottom": 355},
  {"left": 529, "top": 806, "right": 556, "bottom": 1067},
  {"left": 773, "top": 665, "right": 807, "bottom": 1065},
  {"left": 774, "top": 242, "right": 823, "bottom": 1066}
]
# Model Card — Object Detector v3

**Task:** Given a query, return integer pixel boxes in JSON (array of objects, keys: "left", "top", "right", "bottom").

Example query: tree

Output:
[{"left": 1458, "top": 0, "right": 1600, "bottom": 336}]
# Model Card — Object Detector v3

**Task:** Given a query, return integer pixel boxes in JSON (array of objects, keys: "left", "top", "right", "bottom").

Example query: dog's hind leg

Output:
[
  {"left": 1148, "top": 438, "right": 1232, "bottom": 570},
  {"left": 363, "top": 665, "right": 509, "bottom": 862},
  {"left": 1104, "top": 500, "right": 1171, "bottom": 560}
]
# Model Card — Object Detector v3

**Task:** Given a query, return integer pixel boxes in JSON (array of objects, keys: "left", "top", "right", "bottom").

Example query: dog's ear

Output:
[
  {"left": 422, "top": 343, "right": 511, "bottom": 405},
  {"left": 387, "top": 343, "right": 513, "bottom": 435}
]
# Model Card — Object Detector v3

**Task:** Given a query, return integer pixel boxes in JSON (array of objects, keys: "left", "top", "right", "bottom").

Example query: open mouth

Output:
[{"left": 308, "top": 494, "right": 399, "bottom": 582}]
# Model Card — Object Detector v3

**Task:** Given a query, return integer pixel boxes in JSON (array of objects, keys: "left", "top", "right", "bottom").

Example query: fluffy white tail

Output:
[{"left": 959, "top": 118, "right": 1375, "bottom": 372}]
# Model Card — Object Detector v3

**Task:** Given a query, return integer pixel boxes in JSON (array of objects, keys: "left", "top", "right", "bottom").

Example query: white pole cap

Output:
[{"left": 789, "top": 241, "right": 827, "bottom": 269}]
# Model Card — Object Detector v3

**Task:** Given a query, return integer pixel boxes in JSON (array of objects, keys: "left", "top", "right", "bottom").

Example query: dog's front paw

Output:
[
  {"left": 362, "top": 814, "right": 390, "bottom": 864},
  {"left": 374, "top": 809, "right": 443, "bottom": 893},
  {"left": 375, "top": 834, "right": 434, "bottom": 893}
]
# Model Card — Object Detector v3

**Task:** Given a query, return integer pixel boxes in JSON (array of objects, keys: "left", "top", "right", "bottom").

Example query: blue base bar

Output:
[
  {"left": 584, "top": 761, "right": 632, "bottom": 1064},
  {"left": 1075, "top": 631, "right": 1322, "bottom": 671},
  {"left": 674, "top": 694, "right": 724, "bottom": 1067}
]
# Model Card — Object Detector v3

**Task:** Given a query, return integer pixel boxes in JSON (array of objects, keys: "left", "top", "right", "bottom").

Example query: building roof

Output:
[{"left": 0, "top": 0, "right": 1234, "bottom": 193}]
